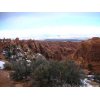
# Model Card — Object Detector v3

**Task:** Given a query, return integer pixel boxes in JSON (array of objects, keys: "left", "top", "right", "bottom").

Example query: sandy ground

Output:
[
  {"left": 0, "top": 70, "right": 14, "bottom": 87},
  {"left": 0, "top": 70, "right": 32, "bottom": 87}
]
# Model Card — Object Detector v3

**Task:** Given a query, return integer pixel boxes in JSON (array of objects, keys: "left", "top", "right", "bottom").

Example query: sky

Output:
[{"left": 0, "top": 12, "right": 100, "bottom": 39}]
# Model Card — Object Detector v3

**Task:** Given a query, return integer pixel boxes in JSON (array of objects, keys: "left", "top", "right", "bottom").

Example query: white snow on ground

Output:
[
  {"left": 0, "top": 61, "right": 5, "bottom": 69},
  {"left": 81, "top": 75, "right": 95, "bottom": 87},
  {"left": 81, "top": 78, "right": 93, "bottom": 87}
]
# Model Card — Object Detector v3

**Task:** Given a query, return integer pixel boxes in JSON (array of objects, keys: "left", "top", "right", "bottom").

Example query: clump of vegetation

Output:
[
  {"left": 32, "top": 60, "right": 85, "bottom": 87},
  {"left": 10, "top": 60, "right": 33, "bottom": 81},
  {"left": 9, "top": 56, "right": 48, "bottom": 81},
  {"left": 9, "top": 58, "right": 85, "bottom": 86},
  {"left": 61, "top": 60, "right": 85, "bottom": 86}
]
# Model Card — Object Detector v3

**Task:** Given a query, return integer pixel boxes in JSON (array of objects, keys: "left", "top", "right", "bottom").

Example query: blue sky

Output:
[{"left": 0, "top": 12, "right": 100, "bottom": 39}]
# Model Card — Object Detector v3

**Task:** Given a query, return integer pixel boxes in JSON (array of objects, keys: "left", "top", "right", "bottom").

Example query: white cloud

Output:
[{"left": 0, "top": 25, "right": 100, "bottom": 39}]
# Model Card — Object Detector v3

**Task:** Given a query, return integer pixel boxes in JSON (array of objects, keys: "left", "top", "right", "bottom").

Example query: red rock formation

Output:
[
  {"left": 74, "top": 37, "right": 100, "bottom": 73},
  {"left": 0, "top": 39, "right": 79, "bottom": 61}
]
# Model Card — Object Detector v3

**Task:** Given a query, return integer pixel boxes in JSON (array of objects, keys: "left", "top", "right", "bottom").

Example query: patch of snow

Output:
[
  {"left": 36, "top": 53, "right": 42, "bottom": 56},
  {"left": 87, "top": 75, "right": 94, "bottom": 78},
  {"left": 2, "top": 50, "right": 6, "bottom": 55},
  {"left": 81, "top": 78, "right": 93, "bottom": 87},
  {"left": 0, "top": 61, "right": 5, "bottom": 69},
  {"left": 87, "top": 75, "right": 94, "bottom": 81},
  {"left": 26, "top": 60, "right": 31, "bottom": 63}
]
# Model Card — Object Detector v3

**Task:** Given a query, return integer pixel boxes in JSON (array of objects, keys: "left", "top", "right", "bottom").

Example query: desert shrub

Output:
[
  {"left": 10, "top": 60, "right": 33, "bottom": 81},
  {"left": 32, "top": 60, "right": 65, "bottom": 86},
  {"left": 9, "top": 58, "right": 85, "bottom": 86},
  {"left": 32, "top": 62, "right": 50, "bottom": 86},
  {"left": 61, "top": 60, "right": 85, "bottom": 86},
  {"left": 32, "top": 60, "right": 85, "bottom": 87},
  {"left": 10, "top": 57, "right": 48, "bottom": 81},
  {"left": 30, "top": 57, "right": 49, "bottom": 70}
]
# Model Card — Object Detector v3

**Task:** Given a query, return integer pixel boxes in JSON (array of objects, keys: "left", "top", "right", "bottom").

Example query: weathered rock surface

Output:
[
  {"left": 0, "top": 39, "right": 79, "bottom": 61},
  {"left": 74, "top": 37, "right": 100, "bottom": 73}
]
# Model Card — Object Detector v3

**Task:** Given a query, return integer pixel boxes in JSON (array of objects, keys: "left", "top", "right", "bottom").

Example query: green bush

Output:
[
  {"left": 9, "top": 58, "right": 85, "bottom": 86},
  {"left": 32, "top": 60, "right": 85, "bottom": 87},
  {"left": 10, "top": 60, "right": 33, "bottom": 81},
  {"left": 10, "top": 58, "right": 48, "bottom": 81},
  {"left": 61, "top": 60, "right": 85, "bottom": 86}
]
